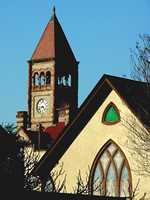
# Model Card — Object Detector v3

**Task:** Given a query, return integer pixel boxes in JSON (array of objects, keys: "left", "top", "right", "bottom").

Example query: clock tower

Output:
[{"left": 27, "top": 8, "right": 79, "bottom": 130}]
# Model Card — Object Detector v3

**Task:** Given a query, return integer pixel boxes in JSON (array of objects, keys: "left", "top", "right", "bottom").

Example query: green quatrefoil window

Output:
[{"left": 102, "top": 103, "right": 120, "bottom": 124}]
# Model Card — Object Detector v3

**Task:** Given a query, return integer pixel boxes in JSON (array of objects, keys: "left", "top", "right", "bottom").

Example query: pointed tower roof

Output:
[{"left": 31, "top": 8, "right": 76, "bottom": 62}]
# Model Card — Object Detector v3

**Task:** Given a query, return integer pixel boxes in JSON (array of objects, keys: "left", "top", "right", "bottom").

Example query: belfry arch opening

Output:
[
  {"left": 57, "top": 74, "right": 71, "bottom": 87},
  {"left": 46, "top": 71, "right": 51, "bottom": 85},
  {"left": 34, "top": 72, "right": 39, "bottom": 86},
  {"left": 40, "top": 72, "right": 45, "bottom": 86}
]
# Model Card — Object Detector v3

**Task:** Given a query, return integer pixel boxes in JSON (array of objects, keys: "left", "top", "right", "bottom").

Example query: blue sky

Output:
[{"left": 0, "top": 0, "right": 150, "bottom": 124}]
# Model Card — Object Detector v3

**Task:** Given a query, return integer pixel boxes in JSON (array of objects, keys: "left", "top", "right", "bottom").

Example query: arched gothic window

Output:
[
  {"left": 102, "top": 103, "right": 120, "bottom": 125},
  {"left": 46, "top": 71, "right": 51, "bottom": 85},
  {"left": 90, "top": 140, "right": 132, "bottom": 197},
  {"left": 40, "top": 72, "right": 45, "bottom": 86}
]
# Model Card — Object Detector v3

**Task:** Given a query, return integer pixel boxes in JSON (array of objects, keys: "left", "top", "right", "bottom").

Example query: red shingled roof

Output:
[
  {"left": 44, "top": 122, "right": 65, "bottom": 140},
  {"left": 32, "top": 19, "right": 55, "bottom": 60},
  {"left": 31, "top": 13, "right": 76, "bottom": 62}
]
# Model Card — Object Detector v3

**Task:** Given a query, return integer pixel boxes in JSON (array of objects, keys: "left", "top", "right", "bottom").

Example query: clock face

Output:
[{"left": 36, "top": 98, "right": 48, "bottom": 114}]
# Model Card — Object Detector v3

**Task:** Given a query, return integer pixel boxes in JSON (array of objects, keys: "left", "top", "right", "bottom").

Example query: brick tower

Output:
[
  {"left": 28, "top": 8, "right": 79, "bottom": 131},
  {"left": 17, "top": 8, "right": 79, "bottom": 142}
]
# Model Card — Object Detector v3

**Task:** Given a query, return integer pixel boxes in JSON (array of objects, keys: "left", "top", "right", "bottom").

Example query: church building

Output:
[{"left": 17, "top": 7, "right": 150, "bottom": 199}]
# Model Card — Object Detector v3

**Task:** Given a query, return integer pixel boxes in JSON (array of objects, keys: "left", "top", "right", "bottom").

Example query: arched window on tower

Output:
[
  {"left": 57, "top": 76, "right": 65, "bottom": 86},
  {"left": 57, "top": 75, "right": 71, "bottom": 87},
  {"left": 40, "top": 72, "right": 45, "bottom": 86},
  {"left": 46, "top": 71, "right": 51, "bottom": 85},
  {"left": 58, "top": 76, "right": 62, "bottom": 85},
  {"left": 68, "top": 74, "right": 71, "bottom": 86},
  {"left": 62, "top": 76, "right": 66, "bottom": 86},
  {"left": 65, "top": 74, "right": 71, "bottom": 86},
  {"left": 90, "top": 140, "right": 132, "bottom": 197},
  {"left": 34, "top": 72, "right": 39, "bottom": 86}
]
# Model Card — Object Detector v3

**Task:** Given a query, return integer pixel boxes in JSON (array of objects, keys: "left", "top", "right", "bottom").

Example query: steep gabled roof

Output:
[
  {"left": 31, "top": 16, "right": 55, "bottom": 60},
  {"left": 32, "top": 74, "right": 150, "bottom": 177},
  {"left": 31, "top": 10, "right": 76, "bottom": 62},
  {"left": 106, "top": 75, "right": 150, "bottom": 127}
]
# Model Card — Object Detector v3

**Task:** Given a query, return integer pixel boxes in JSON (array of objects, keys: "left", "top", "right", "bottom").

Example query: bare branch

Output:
[{"left": 72, "top": 167, "right": 102, "bottom": 195}]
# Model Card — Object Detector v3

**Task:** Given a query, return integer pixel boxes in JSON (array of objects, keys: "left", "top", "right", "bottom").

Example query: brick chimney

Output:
[{"left": 16, "top": 111, "right": 28, "bottom": 130}]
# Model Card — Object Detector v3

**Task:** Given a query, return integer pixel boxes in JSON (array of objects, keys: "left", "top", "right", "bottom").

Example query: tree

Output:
[
  {"left": 72, "top": 168, "right": 101, "bottom": 195},
  {"left": 0, "top": 123, "right": 67, "bottom": 192},
  {"left": 23, "top": 147, "right": 41, "bottom": 191},
  {"left": 39, "top": 165, "right": 100, "bottom": 195},
  {"left": 1, "top": 122, "right": 16, "bottom": 135},
  {"left": 25, "top": 160, "right": 67, "bottom": 193},
  {"left": 0, "top": 123, "right": 24, "bottom": 192},
  {"left": 0, "top": 123, "right": 41, "bottom": 192},
  {"left": 127, "top": 34, "right": 150, "bottom": 177},
  {"left": 120, "top": 34, "right": 150, "bottom": 200},
  {"left": 130, "top": 34, "right": 150, "bottom": 84}
]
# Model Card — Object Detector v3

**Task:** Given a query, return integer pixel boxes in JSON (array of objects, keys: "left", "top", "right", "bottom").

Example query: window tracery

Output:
[{"left": 90, "top": 140, "right": 132, "bottom": 197}]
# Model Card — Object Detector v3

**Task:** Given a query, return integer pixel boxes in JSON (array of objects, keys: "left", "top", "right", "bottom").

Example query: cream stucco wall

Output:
[{"left": 53, "top": 90, "right": 150, "bottom": 198}]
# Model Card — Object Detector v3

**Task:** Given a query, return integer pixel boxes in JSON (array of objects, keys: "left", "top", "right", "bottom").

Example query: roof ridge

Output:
[{"left": 103, "top": 74, "right": 148, "bottom": 84}]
